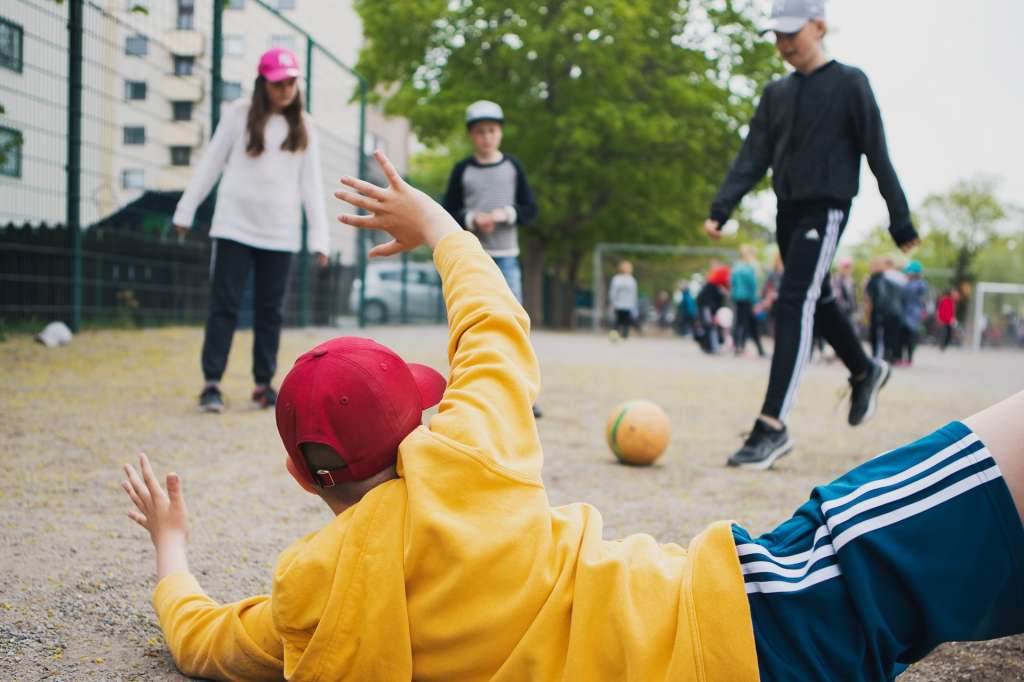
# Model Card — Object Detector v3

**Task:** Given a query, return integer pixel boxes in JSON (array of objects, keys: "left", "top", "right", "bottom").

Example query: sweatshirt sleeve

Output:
[
  {"left": 152, "top": 571, "right": 284, "bottom": 681},
  {"left": 507, "top": 156, "right": 538, "bottom": 226},
  {"left": 299, "top": 118, "right": 331, "bottom": 256},
  {"left": 441, "top": 161, "right": 471, "bottom": 229},
  {"left": 172, "top": 104, "right": 241, "bottom": 229},
  {"left": 848, "top": 71, "right": 917, "bottom": 247},
  {"left": 709, "top": 89, "right": 774, "bottom": 224},
  {"left": 427, "top": 230, "right": 542, "bottom": 480}
]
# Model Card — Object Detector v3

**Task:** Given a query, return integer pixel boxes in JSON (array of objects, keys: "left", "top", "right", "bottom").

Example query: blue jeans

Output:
[{"left": 492, "top": 256, "right": 523, "bottom": 303}]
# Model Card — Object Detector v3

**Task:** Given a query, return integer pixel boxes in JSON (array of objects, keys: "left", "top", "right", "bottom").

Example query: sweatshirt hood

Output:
[{"left": 271, "top": 480, "right": 412, "bottom": 681}]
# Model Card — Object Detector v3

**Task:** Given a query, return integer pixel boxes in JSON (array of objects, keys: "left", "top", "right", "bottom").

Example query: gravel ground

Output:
[{"left": 1, "top": 324, "right": 1022, "bottom": 680}]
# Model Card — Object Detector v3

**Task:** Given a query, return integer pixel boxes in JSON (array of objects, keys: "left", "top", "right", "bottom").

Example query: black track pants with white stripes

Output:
[{"left": 761, "top": 203, "right": 872, "bottom": 422}]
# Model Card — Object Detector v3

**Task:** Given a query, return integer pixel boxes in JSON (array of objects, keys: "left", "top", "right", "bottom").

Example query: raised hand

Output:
[
  {"left": 122, "top": 453, "right": 189, "bottom": 546},
  {"left": 334, "top": 150, "right": 461, "bottom": 258}
]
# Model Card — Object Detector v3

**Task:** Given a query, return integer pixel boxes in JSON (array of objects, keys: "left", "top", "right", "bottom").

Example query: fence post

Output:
[
  {"left": 211, "top": 0, "right": 223, "bottom": 133},
  {"left": 297, "top": 37, "right": 314, "bottom": 327},
  {"left": 67, "top": 0, "right": 83, "bottom": 331},
  {"left": 356, "top": 77, "right": 368, "bottom": 328}
]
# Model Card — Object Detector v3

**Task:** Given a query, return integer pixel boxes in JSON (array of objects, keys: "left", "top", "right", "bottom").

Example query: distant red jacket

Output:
[{"left": 937, "top": 296, "right": 956, "bottom": 326}]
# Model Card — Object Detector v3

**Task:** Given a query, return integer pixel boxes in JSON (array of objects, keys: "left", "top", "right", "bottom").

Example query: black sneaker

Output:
[
  {"left": 727, "top": 420, "right": 793, "bottom": 471},
  {"left": 199, "top": 385, "right": 224, "bottom": 413},
  {"left": 532, "top": 404, "right": 543, "bottom": 419},
  {"left": 252, "top": 385, "right": 278, "bottom": 409},
  {"left": 848, "top": 360, "right": 891, "bottom": 426}
]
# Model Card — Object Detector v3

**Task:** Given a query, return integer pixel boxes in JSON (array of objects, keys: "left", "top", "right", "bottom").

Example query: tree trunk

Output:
[{"left": 521, "top": 236, "right": 547, "bottom": 325}]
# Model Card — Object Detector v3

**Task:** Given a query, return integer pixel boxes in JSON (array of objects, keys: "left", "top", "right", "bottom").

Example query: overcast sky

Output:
[{"left": 745, "top": 0, "right": 1024, "bottom": 246}]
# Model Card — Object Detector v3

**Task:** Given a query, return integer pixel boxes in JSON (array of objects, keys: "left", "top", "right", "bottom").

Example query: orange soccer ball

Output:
[{"left": 605, "top": 400, "right": 671, "bottom": 466}]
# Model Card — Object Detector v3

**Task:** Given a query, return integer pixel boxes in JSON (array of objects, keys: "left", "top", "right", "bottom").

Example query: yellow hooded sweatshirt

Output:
[{"left": 152, "top": 230, "right": 759, "bottom": 681}]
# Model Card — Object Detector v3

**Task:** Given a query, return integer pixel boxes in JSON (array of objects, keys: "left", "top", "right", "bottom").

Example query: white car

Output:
[{"left": 349, "top": 261, "right": 443, "bottom": 324}]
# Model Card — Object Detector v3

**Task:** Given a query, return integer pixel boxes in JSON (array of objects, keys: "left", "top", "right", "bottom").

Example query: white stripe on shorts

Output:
[{"left": 742, "top": 438, "right": 1001, "bottom": 593}]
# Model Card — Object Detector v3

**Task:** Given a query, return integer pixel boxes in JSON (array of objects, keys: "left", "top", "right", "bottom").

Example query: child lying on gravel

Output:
[{"left": 121, "top": 151, "right": 1024, "bottom": 681}]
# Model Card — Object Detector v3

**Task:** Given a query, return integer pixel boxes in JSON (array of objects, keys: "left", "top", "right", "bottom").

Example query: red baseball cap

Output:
[
  {"left": 275, "top": 337, "right": 446, "bottom": 488},
  {"left": 258, "top": 47, "right": 301, "bottom": 83},
  {"left": 708, "top": 266, "right": 732, "bottom": 289}
]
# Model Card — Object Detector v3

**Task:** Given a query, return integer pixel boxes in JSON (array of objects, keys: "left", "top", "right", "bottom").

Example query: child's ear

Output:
[{"left": 286, "top": 457, "right": 319, "bottom": 495}]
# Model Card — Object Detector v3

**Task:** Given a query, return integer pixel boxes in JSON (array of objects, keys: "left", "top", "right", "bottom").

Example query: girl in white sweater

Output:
[{"left": 173, "top": 47, "right": 329, "bottom": 413}]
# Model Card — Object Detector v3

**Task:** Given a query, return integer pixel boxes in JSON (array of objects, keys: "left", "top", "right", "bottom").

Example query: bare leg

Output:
[{"left": 964, "top": 389, "right": 1024, "bottom": 523}]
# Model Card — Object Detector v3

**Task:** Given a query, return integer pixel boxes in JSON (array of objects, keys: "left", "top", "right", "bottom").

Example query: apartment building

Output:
[{"left": 0, "top": 0, "right": 410, "bottom": 261}]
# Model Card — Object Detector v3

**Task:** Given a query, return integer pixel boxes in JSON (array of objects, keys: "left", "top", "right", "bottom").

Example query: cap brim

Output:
[
  {"left": 466, "top": 117, "right": 504, "bottom": 128},
  {"left": 408, "top": 363, "right": 447, "bottom": 410},
  {"left": 763, "top": 16, "right": 810, "bottom": 34},
  {"left": 263, "top": 67, "right": 301, "bottom": 82}
]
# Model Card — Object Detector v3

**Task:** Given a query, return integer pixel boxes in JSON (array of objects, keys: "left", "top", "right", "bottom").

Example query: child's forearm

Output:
[{"left": 155, "top": 536, "right": 190, "bottom": 581}]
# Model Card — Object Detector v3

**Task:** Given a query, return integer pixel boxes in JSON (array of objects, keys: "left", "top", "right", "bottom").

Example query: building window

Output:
[
  {"left": 172, "top": 101, "right": 193, "bottom": 121},
  {"left": 173, "top": 55, "right": 194, "bottom": 76},
  {"left": 223, "top": 35, "right": 245, "bottom": 57},
  {"left": 123, "top": 126, "right": 146, "bottom": 145},
  {"left": 0, "top": 126, "right": 22, "bottom": 178},
  {"left": 170, "top": 146, "right": 191, "bottom": 166},
  {"left": 124, "top": 80, "right": 147, "bottom": 100},
  {"left": 122, "top": 168, "right": 145, "bottom": 189},
  {"left": 222, "top": 81, "right": 242, "bottom": 101},
  {"left": 227, "top": 0, "right": 245, "bottom": 9},
  {"left": 0, "top": 18, "right": 23, "bottom": 73},
  {"left": 176, "top": 0, "right": 194, "bottom": 29},
  {"left": 125, "top": 35, "right": 148, "bottom": 56},
  {"left": 269, "top": 35, "right": 297, "bottom": 52},
  {"left": 276, "top": 0, "right": 296, "bottom": 9}
]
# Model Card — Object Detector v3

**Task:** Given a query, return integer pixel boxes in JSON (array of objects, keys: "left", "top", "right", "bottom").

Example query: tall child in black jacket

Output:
[{"left": 704, "top": 0, "right": 920, "bottom": 470}]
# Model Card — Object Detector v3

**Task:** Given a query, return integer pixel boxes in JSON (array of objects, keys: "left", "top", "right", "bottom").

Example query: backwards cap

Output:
[{"left": 276, "top": 337, "right": 446, "bottom": 488}]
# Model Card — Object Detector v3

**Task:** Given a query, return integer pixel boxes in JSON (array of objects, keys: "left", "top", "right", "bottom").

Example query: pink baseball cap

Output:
[
  {"left": 258, "top": 47, "right": 301, "bottom": 82},
  {"left": 275, "top": 337, "right": 447, "bottom": 487}
]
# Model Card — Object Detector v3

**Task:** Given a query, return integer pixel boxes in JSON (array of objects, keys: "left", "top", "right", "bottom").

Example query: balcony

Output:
[
  {"left": 161, "top": 74, "right": 203, "bottom": 102},
  {"left": 159, "top": 120, "right": 203, "bottom": 147},
  {"left": 156, "top": 166, "right": 193, "bottom": 192},
  {"left": 165, "top": 30, "right": 204, "bottom": 57}
]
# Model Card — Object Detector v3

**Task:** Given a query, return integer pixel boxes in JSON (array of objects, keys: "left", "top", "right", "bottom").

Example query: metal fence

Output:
[{"left": 0, "top": 0, "right": 374, "bottom": 333}]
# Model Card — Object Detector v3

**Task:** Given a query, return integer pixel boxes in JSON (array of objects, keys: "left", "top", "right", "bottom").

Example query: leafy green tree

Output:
[
  {"left": 354, "top": 0, "right": 782, "bottom": 324},
  {"left": 918, "top": 176, "right": 1009, "bottom": 289}
]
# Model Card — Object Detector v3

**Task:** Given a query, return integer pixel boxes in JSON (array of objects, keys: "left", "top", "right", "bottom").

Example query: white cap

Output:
[
  {"left": 465, "top": 100, "right": 504, "bottom": 128},
  {"left": 36, "top": 321, "right": 73, "bottom": 348},
  {"left": 765, "top": 0, "right": 826, "bottom": 33}
]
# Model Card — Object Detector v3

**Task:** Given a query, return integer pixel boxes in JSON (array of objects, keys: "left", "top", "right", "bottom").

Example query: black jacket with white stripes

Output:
[{"left": 709, "top": 60, "right": 917, "bottom": 247}]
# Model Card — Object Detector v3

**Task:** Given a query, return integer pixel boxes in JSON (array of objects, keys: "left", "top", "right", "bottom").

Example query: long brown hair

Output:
[{"left": 245, "top": 75, "right": 308, "bottom": 157}]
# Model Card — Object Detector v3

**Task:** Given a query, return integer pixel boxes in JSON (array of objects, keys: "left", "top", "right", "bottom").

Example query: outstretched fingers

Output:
[
  {"left": 124, "top": 462, "right": 151, "bottom": 506},
  {"left": 339, "top": 175, "right": 387, "bottom": 201},
  {"left": 334, "top": 189, "right": 380, "bottom": 213},
  {"left": 368, "top": 240, "right": 410, "bottom": 259},
  {"left": 373, "top": 150, "right": 403, "bottom": 188},
  {"left": 139, "top": 453, "right": 166, "bottom": 502},
  {"left": 337, "top": 212, "right": 383, "bottom": 230}
]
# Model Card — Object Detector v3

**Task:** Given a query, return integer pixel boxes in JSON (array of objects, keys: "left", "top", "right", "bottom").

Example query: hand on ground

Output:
[{"left": 121, "top": 453, "right": 189, "bottom": 548}]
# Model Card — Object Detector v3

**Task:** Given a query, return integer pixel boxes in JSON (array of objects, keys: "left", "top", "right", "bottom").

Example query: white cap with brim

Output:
[
  {"left": 466, "top": 100, "right": 504, "bottom": 128},
  {"left": 764, "top": 16, "right": 812, "bottom": 34},
  {"left": 762, "top": 0, "right": 825, "bottom": 34}
]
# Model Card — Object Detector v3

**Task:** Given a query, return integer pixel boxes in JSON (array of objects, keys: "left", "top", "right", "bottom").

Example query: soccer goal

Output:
[
  {"left": 971, "top": 282, "right": 1024, "bottom": 351},
  {"left": 590, "top": 242, "right": 739, "bottom": 333}
]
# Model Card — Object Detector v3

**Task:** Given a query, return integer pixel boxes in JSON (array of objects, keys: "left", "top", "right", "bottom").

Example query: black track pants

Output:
[
  {"left": 201, "top": 238, "right": 292, "bottom": 385},
  {"left": 761, "top": 205, "right": 871, "bottom": 421}
]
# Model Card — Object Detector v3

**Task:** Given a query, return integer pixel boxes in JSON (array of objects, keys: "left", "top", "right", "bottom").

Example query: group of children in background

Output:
[{"left": 608, "top": 250, "right": 957, "bottom": 366}]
